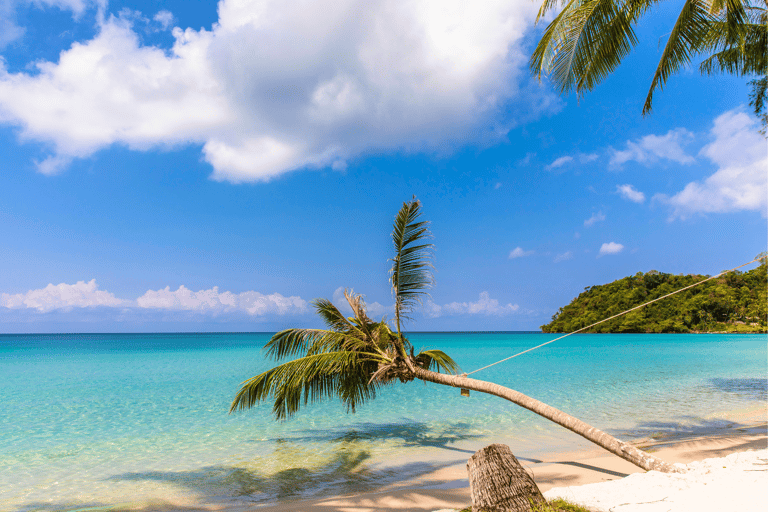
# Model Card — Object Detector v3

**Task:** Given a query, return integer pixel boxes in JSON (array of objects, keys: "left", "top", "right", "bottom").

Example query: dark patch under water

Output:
[{"left": 708, "top": 377, "right": 768, "bottom": 400}]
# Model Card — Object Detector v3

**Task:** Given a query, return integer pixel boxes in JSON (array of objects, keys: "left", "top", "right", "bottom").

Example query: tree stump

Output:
[{"left": 467, "top": 444, "right": 545, "bottom": 512}]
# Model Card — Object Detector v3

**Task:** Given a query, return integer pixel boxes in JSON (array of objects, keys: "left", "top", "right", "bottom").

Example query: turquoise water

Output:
[{"left": 1, "top": 332, "right": 765, "bottom": 510}]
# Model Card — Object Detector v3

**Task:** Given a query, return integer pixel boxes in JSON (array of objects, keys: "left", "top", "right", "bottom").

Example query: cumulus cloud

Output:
[
  {"left": 0, "top": 0, "right": 547, "bottom": 182},
  {"left": 0, "top": 279, "right": 124, "bottom": 312},
  {"left": 656, "top": 110, "right": 768, "bottom": 218},
  {"left": 554, "top": 251, "right": 573, "bottom": 262},
  {"left": 610, "top": 128, "right": 695, "bottom": 167},
  {"left": 153, "top": 9, "right": 173, "bottom": 29},
  {"left": 137, "top": 285, "right": 307, "bottom": 315},
  {"left": 425, "top": 291, "right": 519, "bottom": 318},
  {"left": 617, "top": 184, "right": 645, "bottom": 203},
  {"left": 509, "top": 246, "right": 534, "bottom": 259},
  {"left": 598, "top": 242, "right": 624, "bottom": 256},
  {"left": 583, "top": 211, "right": 606, "bottom": 227},
  {"left": 1, "top": 279, "right": 309, "bottom": 318}
]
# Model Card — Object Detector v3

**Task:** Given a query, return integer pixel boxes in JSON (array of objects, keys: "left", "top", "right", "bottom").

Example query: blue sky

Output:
[{"left": 0, "top": 0, "right": 765, "bottom": 333}]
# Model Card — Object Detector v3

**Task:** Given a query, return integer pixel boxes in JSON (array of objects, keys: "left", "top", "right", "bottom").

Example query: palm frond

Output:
[
  {"left": 643, "top": 0, "right": 712, "bottom": 115},
  {"left": 415, "top": 349, "right": 461, "bottom": 374},
  {"left": 531, "top": 0, "right": 656, "bottom": 95},
  {"left": 230, "top": 351, "right": 384, "bottom": 419},
  {"left": 748, "top": 76, "right": 767, "bottom": 131},
  {"left": 699, "top": 14, "right": 766, "bottom": 76},
  {"left": 304, "top": 331, "right": 370, "bottom": 356},
  {"left": 390, "top": 197, "right": 434, "bottom": 334},
  {"left": 530, "top": 0, "right": 581, "bottom": 83},
  {"left": 536, "top": 0, "right": 571, "bottom": 22},
  {"left": 711, "top": 0, "right": 751, "bottom": 45},
  {"left": 264, "top": 328, "right": 336, "bottom": 360},
  {"left": 313, "top": 298, "right": 362, "bottom": 335},
  {"left": 371, "top": 321, "right": 397, "bottom": 352}
]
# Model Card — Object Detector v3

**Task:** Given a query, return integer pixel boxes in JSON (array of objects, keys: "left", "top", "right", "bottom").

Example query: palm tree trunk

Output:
[{"left": 412, "top": 367, "right": 681, "bottom": 473}]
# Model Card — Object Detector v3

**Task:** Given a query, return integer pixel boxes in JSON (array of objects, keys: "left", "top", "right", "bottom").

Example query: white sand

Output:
[{"left": 542, "top": 449, "right": 768, "bottom": 512}]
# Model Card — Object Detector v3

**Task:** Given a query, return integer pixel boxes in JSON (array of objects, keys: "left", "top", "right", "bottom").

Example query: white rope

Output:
[{"left": 465, "top": 256, "right": 765, "bottom": 376}]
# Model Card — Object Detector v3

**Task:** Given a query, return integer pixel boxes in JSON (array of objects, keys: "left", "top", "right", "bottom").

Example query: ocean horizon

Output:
[{"left": 2, "top": 332, "right": 766, "bottom": 511}]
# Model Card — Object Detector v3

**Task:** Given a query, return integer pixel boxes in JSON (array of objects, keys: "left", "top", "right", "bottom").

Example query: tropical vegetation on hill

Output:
[
  {"left": 530, "top": 0, "right": 768, "bottom": 128},
  {"left": 541, "top": 259, "right": 767, "bottom": 333},
  {"left": 231, "top": 198, "right": 679, "bottom": 473}
]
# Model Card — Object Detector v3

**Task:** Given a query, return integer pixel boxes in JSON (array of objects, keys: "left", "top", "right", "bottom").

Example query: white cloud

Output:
[
  {"left": 509, "top": 246, "right": 534, "bottom": 259},
  {"left": 1, "top": 279, "right": 310, "bottom": 317},
  {"left": 656, "top": 110, "right": 768, "bottom": 218},
  {"left": 545, "top": 152, "right": 598, "bottom": 170},
  {"left": 0, "top": 1, "right": 25, "bottom": 48},
  {"left": 425, "top": 291, "right": 519, "bottom": 318},
  {"left": 610, "top": 128, "right": 695, "bottom": 167},
  {"left": 546, "top": 155, "right": 573, "bottom": 169},
  {"left": 0, "top": 0, "right": 547, "bottom": 182},
  {"left": 554, "top": 251, "right": 573, "bottom": 262},
  {"left": 598, "top": 242, "right": 624, "bottom": 256},
  {"left": 0, "top": 279, "right": 124, "bottom": 312},
  {"left": 583, "top": 211, "right": 606, "bottom": 227},
  {"left": 153, "top": 10, "right": 173, "bottom": 30},
  {"left": 617, "top": 184, "right": 645, "bottom": 203},
  {"left": 137, "top": 285, "right": 307, "bottom": 315}
]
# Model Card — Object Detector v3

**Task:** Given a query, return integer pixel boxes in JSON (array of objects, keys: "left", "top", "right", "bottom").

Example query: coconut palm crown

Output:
[{"left": 230, "top": 197, "right": 459, "bottom": 420}]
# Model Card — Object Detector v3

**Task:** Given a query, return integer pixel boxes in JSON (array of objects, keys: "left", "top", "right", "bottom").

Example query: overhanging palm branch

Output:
[
  {"left": 531, "top": 0, "right": 766, "bottom": 124},
  {"left": 531, "top": 0, "right": 656, "bottom": 94}
]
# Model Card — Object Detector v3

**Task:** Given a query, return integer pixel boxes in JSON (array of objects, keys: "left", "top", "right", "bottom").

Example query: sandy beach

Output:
[{"left": 250, "top": 412, "right": 766, "bottom": 512}]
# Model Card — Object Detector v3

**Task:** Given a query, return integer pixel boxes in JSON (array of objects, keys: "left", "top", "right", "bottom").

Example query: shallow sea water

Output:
[{"left": 0, "top": 332, "right": 765, "bottom": 511}]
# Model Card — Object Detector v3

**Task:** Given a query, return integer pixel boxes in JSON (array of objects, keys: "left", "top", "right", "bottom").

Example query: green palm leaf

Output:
[
  {"left": 230, "top": 351, "right": 385, "bottom": 419},
  {"left": 643, "top": 0, "right": 714, "bottom": 115},
  {"left": 415, "top": 349, "right": 461, "bottom": 374},
  {"left": 314, "top": 298, "right": 362, "bottom": 334},
  {"left": 700, "top": 4, "right": 766, "bottom": 76},
  {"left": 264, "top": 328, "right": 336, "bottom": 360},
  {"left": 390, "top": 197, "right": 434, "bottom": 335},
  {"left": 531, "top": 0, "right": 655, "bottom": 95},
  {"left": 532, "top": 0, "right": 765, "bottom": 126}
]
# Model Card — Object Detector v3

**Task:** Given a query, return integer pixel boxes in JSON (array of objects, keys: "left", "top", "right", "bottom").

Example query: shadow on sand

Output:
[
  {"left": 324, "top": 420, "right": 482, "bottom": 454},
  {"left": 84, "top": 420, "right": 478, "bottom": 512},
  {"left": 618, "top": 415, "right": 767, "bottom": 462}
]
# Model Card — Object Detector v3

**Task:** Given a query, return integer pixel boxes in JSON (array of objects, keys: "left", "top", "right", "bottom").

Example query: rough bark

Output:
[
  {"left": 413, "top": 367, "right": 682, "bottom": 474},
  {"left": 468, "top": 444, "right": 545, "bottom": 512}
]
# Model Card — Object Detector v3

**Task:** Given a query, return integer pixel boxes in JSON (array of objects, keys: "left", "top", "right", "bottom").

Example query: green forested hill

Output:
[{"left": 541, "top": 260, "right": 767, "bottom": 333}]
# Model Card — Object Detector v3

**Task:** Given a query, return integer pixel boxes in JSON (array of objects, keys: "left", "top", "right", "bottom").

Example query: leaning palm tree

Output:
[
  {"left": 530, "top": 0, "right": 767, "bottom": 126},
  {"left": 231, "top": 198, "right": 679, "bottom": 473}
]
